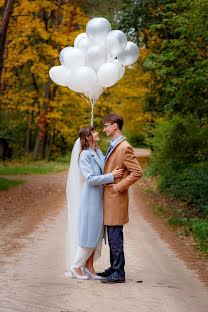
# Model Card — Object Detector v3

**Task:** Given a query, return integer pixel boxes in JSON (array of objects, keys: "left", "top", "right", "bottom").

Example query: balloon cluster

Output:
[{"left": 49, "top": 17, "right": 139, "bottom": 125}]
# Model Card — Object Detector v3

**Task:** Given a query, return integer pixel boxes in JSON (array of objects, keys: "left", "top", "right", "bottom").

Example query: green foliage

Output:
[
  {"left": 0, "top": 177, "right": 25, "bottom": 191},
  {"left": 79, "top": 0, "right": 119, "bottom": 25},
  {"left": 123, "top": 129, "right": 146, "bottom": 148},
  {"left": 144, "top": 0, "right": 208, "bottom": 117},
  {"left": 147, "top": 115, "right": 208, "bottom": 213},
  {"left": 145, "top": 188, "right": 152, "bottom": 194},
  {"left": 0, "top": 111, "right": 27, "bottom": 158},
  {"left": 116, "top": 0, "right": 169, "bottom": 44},
  {"left": 144, "top": 0, "right": 208, "bottom": 216},
  {"left": 158, "top": 165, "right": 208, "bottom": 211},
  {"left": 146, "top": 115, "right": 208, "bottom": 171},
  {"left": 168, "top": 217, "right": 188, "bottom": 227},
  {"left": 153, "top": 204, "right": 166, "bottom": 216},
  {"left": 191, "top": 217, "right": 208, "bottom": 254}
]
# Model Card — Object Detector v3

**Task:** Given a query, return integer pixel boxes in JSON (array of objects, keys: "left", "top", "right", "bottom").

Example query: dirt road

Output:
[{"left": 1, "top": 172, "right": 208, "bottom": 312}]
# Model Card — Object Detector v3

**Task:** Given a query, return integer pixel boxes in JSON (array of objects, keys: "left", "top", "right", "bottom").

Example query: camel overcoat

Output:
[{"left": 103, "top": 137, "right": 142, "bottom": 225}]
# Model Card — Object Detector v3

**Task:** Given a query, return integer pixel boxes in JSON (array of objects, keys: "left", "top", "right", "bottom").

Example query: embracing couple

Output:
[{"left": 65, "top": 113, "right": 142, "bottom": 283}]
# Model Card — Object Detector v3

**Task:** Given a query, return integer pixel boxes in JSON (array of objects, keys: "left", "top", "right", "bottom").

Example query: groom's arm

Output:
[
  {"left": 116, "top": 145, "right": 142, "bottom": 192},
  {"left": 80, "top": 151, "right": 114, "bottom": 186}
]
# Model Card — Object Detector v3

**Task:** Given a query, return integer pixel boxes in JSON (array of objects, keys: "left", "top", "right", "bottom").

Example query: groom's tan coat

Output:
[{"left": 103, "top": 137, "right": 142, "bottom": 225}]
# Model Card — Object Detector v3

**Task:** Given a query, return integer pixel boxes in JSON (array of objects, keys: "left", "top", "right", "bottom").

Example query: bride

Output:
[{"left": 65, "top": 126, "right": 123, "bottom": 280}]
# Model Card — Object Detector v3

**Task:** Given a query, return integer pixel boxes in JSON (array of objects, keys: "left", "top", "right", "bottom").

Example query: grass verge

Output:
[
  {"left": 143, "top": 173, "right": 208, "bottom": 257},
  {"left": 168, "top": 213, "right": 208, "bottom": 257},
  {"left": 0, "top": 177, "right": 26, "bottom": 191},
  {"left": 0, "top": 157, "right": 70, "bottom": 175},
  {"left": 156, "top": 203, "right": 208, "bottom": 257}
]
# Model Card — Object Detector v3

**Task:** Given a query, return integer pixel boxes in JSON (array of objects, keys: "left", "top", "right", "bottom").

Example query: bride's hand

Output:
[{"left": 112, "top": 166, "right": 124, "bottom": 178}]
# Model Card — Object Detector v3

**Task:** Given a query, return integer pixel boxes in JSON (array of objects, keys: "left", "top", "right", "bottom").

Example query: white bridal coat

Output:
[{"left": 79, "top": 147, "right": 114, "bottom": 247}]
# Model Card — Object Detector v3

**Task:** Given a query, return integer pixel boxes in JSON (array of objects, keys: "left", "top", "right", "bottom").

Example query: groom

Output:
[{"left": 98, "top": 113, "right": 143, "bottom": 283}]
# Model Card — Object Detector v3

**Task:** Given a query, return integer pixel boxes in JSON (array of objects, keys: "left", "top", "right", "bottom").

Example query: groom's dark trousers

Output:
[{"left": 107, "top": 225, "right": 125, "bottom": 277}]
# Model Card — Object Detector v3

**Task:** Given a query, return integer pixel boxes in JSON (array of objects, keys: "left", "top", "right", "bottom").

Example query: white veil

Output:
[{"left": 65, "top": 138, "right": 83, "bottom": 277}]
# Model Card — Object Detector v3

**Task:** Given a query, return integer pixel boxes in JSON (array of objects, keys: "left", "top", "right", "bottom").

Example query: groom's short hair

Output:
[{"left": 103, "top": 113, "right": 123, "bottom": 130}]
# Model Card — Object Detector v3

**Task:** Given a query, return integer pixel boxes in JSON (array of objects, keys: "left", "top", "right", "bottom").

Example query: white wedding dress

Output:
[{"left": 65, "top": 138, "right": 102, "bottom": 277}]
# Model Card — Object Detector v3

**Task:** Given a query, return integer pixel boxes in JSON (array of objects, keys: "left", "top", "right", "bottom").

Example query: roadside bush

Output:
[
  {"left": 146, "top": 115, "right": 208, "bottom": 213},
  {"left": 146, "top": 115, "right": 208, "bottom": 170},
  {"left": 159, "top": 164, "right": 208, "bottom": 213}
]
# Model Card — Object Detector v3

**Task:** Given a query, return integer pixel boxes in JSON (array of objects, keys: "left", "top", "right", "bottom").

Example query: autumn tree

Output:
[
  {"left": 1, "top": 0, "right": 90, "bottom": 159},
  {"left": 0, "top": 0, "right": 15, "bottom": 86}
]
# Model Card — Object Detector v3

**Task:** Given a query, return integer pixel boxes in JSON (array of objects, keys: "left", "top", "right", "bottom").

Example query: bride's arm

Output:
[{"left": 79, "top": 150, "right": 114, "bottom": 186}]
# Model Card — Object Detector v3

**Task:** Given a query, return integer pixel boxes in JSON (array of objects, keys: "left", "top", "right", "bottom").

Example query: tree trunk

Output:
[
  {"left": 25, "top": 125, "right": 32, "bottom": 154},
  {"left": 45, "top": 132, "right": 54, "bottom": 159},
  {"left": 25, "top": 106, "right": 34, "bottom": 155},
  {"left": 0, "top": 0, "right": 14, "bottom": 86},
  {"left": 67, "top": 0, "right": 78, "bottom": 32},
  {"left": 25, "top": 68, "right": 39, "bottom": 155},
  {"left": 33, "top": 78, "right": 50, "bottom": 160}
]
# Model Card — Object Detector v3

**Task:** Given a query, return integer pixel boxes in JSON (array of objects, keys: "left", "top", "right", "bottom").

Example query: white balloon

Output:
[
  {"left": 106, "top": 30, "right": 127, "bottom": 58},
  {"left": 59, "top": 46, "right": 73, "bottom": 65},
  {"left": 110, "top": 59, "right": 125, "bottom": 80},
  {"left": 74, "top": 66, "right": 97, "bottom": 92},
  {"left": 84, "top": 85, "right": 103, "bottom": 101},
  {"left": 107, "top": 53, "right": 115, "bottom": 62},
  {"left": 65, "top": 69, "right": 73, "bottom": 84},
  {"left": 86, "top": 17, "right": 111, "bottom": 44},
  {"left": 51, "top": 19, "right": 138, "bottom": 101},
  {"left": 63, "top": 47, "right": 85, "bottom": 70},
  {"left": 85, "top": 45, "right": 107, "bottom": 71},
  {"left": 66, "top": 70, "right": 83, "bottom": 92},
  {"left": 49, "top": 65, "right": 67, "bottom": 86},
  {"left": 74, "top": 33, "right": 87, "bottom": 48},
  {"left": 97, "top": 62, "right": 120, "bottom": 88},
  {"left": 76, "top": 37, "right": 90, "bottom": 53},
  {"left": 66, "top": 67, "right": 97, "bottom": 93},
  {"left": 117, "top": 41, "right": 139, "bottom": 66},
  {"left": 68, "top": 84, "right": 84, "bottom": 93}
]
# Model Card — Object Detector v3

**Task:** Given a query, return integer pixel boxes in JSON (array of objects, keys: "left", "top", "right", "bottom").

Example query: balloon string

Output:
[
  {"left": 79, "top": 93, "right": 90, "bottom": 104},
  {"left": 90, "top": 98, "right": 97, "bottom": 126},
  {"left": 79, "top": 94, "right": 96, "bottom": 126}
]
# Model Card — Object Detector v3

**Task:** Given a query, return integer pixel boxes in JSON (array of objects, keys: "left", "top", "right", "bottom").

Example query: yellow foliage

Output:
[{"left": 1, "top": 0, "right": 152, "bottom": 153}]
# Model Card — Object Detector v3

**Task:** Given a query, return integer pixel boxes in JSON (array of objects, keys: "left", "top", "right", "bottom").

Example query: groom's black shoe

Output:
[
  {"left": 96, "top": 267, "right": 114, "bottom": 278},
  {"left": 100, "top": 271, "right": 125, "bottom": 284}
]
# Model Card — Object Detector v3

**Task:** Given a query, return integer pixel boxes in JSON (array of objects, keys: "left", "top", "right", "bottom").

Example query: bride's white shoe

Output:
[
  {"left": 70, "top": 267, "right": 89, "bottom": 280},
  {"left": 83, "top": 267, "right": 102, "bottom": 280}
]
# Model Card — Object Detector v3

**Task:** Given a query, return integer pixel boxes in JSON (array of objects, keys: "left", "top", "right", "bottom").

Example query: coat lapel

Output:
[
  {"left": 105, "top": 137, "right": 126, "bottom": 164},
  {"left": 96, "top": 148, "right": 105, "bottom": 171},
  {"left": 89, "top": 148, "right": 103, "bottom": 172}
]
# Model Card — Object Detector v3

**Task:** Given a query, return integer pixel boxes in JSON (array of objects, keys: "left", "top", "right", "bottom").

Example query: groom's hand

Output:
[{"left": 107, "top": 184, "right": 119, "bottom": 193}]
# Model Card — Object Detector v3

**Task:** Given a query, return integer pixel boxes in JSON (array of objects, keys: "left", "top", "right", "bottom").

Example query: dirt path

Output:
[
  {"left": 1, "top": 170, "right": 208, "bottom": 311},
  {"left": 0, "top": 172, "right": 67, "bottom": 263}
]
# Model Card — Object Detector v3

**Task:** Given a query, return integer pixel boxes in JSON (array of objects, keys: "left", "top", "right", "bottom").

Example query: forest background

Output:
[{"left": 0, "top": 0, "right": 208, "bottom": 218}]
